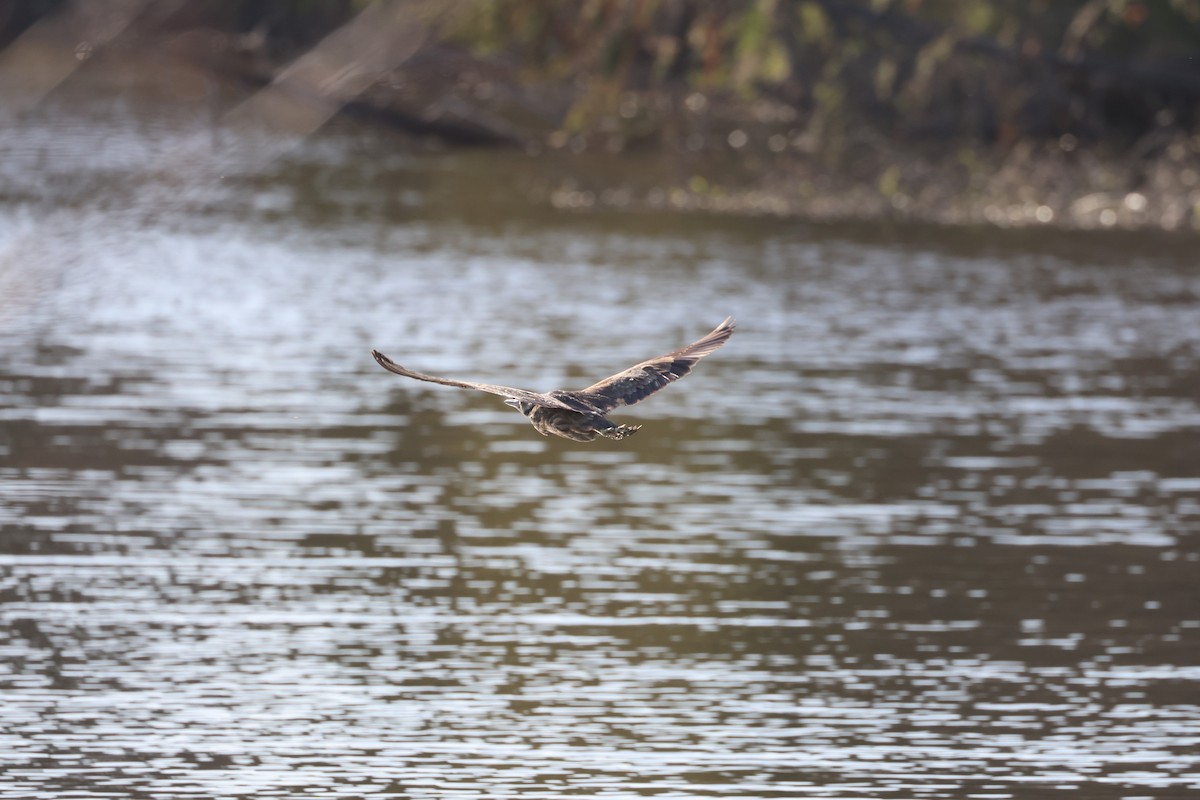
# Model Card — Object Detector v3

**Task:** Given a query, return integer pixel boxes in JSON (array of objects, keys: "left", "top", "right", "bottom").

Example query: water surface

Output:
[{"left": 1, "top": 84, "right": 1199, "bottom": 799}]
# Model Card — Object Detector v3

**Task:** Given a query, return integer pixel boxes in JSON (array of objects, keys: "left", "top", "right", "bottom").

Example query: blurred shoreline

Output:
[{"left": 4, "top": 0, "right": 1200, "bottom": 233}]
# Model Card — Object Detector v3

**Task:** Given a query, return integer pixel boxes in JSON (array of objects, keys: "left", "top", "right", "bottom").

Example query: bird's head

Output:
[{"left": 505, "top": 398, "right": 536, "bottom": 416}]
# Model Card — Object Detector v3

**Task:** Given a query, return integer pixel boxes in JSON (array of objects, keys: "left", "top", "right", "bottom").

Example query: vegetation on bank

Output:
[
  {"left": 451, "top": 0, "right": 1200, "bottom": 145},
  {"left": 4, "top": 0, "right": 1200, "bottom": 230},
  {"left": 436, "top": 0, "right": 1200, "bottom": 230}
]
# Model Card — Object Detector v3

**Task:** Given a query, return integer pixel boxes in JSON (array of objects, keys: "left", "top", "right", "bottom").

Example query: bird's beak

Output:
[{"left": 504, "top": 398, "right": 519, "bottom": 408}]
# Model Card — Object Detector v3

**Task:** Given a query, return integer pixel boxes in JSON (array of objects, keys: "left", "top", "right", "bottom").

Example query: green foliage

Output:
[
  {"left": 444, "top": 0, "right": 1200, "bottom": 147},
  {"left": 797, "top": 1, "right": 832, "bottom": 45},
  {"left": 731, "top": 0, "right": 790, "bottom": 92}
]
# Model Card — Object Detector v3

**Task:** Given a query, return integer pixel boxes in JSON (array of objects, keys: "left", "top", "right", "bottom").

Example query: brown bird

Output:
[{"left": 371, "top": 317, "right": 735, "bottom": 442}]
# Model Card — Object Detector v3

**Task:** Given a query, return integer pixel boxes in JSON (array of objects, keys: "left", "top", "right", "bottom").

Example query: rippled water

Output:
[{"left": 2, "top": 81, "right": 1199, "bottom": 799}]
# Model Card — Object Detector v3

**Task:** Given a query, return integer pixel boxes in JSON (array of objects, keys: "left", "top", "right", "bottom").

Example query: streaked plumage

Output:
[{"left": 371, "top": 317, "right": 735, "bottom": 442}]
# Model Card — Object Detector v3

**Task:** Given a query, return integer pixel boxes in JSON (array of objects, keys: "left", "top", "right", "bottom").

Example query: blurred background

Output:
[
  {"left": 3, "top": 0, "right": 1200, "bottom": 226},
  {"left": 1, "top": 2, "right": 1199, "bottom": 798}
]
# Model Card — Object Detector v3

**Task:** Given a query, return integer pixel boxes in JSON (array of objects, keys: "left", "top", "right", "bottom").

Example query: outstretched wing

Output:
[
  {"left": 371, "top": 350, "right": 580, "bottom": 410},
  {"left": 574, "top": 317, "right": 735, "bottom": 413}
]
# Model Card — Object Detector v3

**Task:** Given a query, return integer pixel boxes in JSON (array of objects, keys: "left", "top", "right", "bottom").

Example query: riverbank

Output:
[
  {"left": 518, "top": 94, "right": 1200, "bottom": 233},
  {"left": 357, "top": 43, "right": 1200, "bottom": 233},
  {"left": 5, "top": 0, "right": 1200, "bottom": 234}
]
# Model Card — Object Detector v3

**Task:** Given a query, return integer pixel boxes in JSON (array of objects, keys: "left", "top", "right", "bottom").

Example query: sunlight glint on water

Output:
[{"left": 0, "top": 100, "right": 1198, "bottom": 799}]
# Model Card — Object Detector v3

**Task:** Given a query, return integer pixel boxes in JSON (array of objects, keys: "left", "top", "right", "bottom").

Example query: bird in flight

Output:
[{"left": 371, "top": 317, "right": 734, "bottom": 442}]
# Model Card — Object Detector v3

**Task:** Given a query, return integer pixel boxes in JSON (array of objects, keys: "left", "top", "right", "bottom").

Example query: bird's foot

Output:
[{"left": 606, "top": 424, "right": 641, "bottom": 440}]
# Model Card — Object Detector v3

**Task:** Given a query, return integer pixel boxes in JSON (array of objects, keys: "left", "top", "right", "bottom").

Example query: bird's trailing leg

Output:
[{"left": 598, "top": 423, "right": 641, "bottom": 440}]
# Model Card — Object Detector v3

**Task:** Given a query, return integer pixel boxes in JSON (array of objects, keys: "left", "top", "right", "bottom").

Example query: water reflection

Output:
[{"left": 1, "top": 97, "right": 1198, "bottom": 799}]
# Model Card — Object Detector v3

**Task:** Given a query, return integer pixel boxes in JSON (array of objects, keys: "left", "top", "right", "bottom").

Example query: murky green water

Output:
[{"left": 1, "top": 81, "right": 1199, "bottom": 799}]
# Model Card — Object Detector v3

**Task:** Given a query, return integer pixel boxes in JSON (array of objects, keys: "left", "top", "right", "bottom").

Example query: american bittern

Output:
[{"left": 371, "top": 317, "right": 734, "bottom": 442}]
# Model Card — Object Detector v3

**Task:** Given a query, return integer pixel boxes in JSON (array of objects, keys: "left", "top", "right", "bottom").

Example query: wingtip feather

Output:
[{"left": 372, "top": 349, "right": 411, "bottom": 377}]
